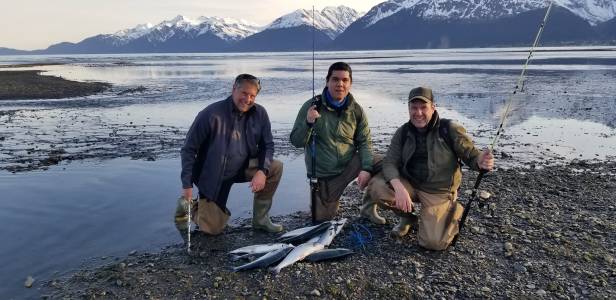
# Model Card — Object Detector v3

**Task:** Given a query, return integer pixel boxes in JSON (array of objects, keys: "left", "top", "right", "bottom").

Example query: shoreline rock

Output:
[{"left": 45, "top": 161, "right": 616, "bottom": 299}]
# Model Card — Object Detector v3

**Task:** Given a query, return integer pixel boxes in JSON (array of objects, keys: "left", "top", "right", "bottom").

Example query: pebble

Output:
[
  {"left": 504, "top": 242, "right": 513, "bottom": 251},
  {"left": 604, "top": 255, "right": 614, "bottom": 264},
  {"left": 129, "top": 250, "right": 137, "bottom": 255},
  {"left": 481, "top": 287, "right": 491, "bottom": 293},
  {"left": 479, "top": 190, "right": 492, "bottom": 200},
  {"left": 309, "top": 289, "right": 321, "bottom": 296},
  {"left": 215, "top": 276, "right": 223, "bottom": 281},
  {"left": 537, "top": 289, "right": 547, "bottom": 297},
  {"left": 24, "top": 276, "right": 35, "bottom": 288},
  {"left": 513, "top": 263, "right": 527, "bottom": 273}
]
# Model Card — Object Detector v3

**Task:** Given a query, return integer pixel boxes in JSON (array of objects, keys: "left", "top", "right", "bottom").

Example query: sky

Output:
[{"left": 1, "top": 0, "right": 386, "bottom": 50}]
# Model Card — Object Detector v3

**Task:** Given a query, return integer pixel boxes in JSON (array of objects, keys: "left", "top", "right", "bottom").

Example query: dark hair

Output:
[
  {"left": 233, "top": 73, "right": 261, "bottom": 93},
  {"left": 326, "top": 62, "right": 352, "bottom": 82}
]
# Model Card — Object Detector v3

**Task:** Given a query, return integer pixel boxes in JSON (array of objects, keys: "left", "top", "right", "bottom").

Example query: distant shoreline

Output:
[{"left": 0, "top": 69, "right": 110, "bottom": 100}]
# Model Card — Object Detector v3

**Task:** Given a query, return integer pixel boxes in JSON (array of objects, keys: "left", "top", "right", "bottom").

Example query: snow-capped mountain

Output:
[
  {"left": 558, "top": 0, "right": 616, "bottom": 25},
  {"left": 266, "top": 6, "right": 361, "bottom": 39},
  {"left": 230, "top": 6, "right": 361, "bottom": 52},
  {"left": 110, "top": 15, "right": 260, "bottom": 45},
  {"left": 37, "top": 15, "right": 261, "bottom": 54},
  {"left": 334, "top": 0, "right": 616, "bottom": 50},
  {"left": 1, "top": 1, "right": 614, "bottom": 55},
  {"left": 359, "top": 0, "right": 616, "bottom": 28}
]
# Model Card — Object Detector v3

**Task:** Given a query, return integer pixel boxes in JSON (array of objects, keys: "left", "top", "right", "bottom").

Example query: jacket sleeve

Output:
[
  {"left": 180, "top": 109, "right": 210, "bottom": 189},
  {"left": 257, "top": 108, "right": 274, "bottom": 174},
  {"left": 449, "top": 121, "right": 482, "bottom": 171},
  {"left": 290, "top": 99, "right": 314, "bottom": 148},
  {"left": 354, "top": 105, "right": 374, "bottom": 172},
  {"left": 382, "top": 125, "right": 406, "bottom": 182}
]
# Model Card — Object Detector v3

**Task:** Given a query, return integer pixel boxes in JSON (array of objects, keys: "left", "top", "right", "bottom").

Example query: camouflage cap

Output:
[{"left": 408, "top": 87, "right": 434, "bottom": 104}]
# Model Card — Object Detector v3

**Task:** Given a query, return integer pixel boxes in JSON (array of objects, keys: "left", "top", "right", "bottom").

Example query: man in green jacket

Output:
[
  {"left": 365, "top": 86, "right": 494, "bottom": 250},
  {"left": 290, "top": 62, "right": 382, "bottom": 223}
]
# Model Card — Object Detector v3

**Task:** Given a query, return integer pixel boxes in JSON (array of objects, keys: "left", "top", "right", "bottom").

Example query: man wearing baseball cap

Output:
[{"left": 363, "top": 86, "right": 494, "bottom": 250}]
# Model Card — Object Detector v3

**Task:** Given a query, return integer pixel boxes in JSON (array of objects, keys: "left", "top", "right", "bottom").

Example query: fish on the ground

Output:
[
  {"left": 229, "top": 243, "right": 293, "bottom": 256},
  {"left": 278, "top": 223, "right": 322, "bottom": 239},
  {"left": 317, "top": 218, "right": 347, "bottom": 247},
  {"left": 233, "top": 246, "right": 294, "bottom": 272},
  {"left": 304, "top": 248, "right": 354, "bottom": 262},
  {"left": 270, "top": 241, "right": 325, "bottom": 274},
  {"left": 278, "top": 221, "right": 331, "bottom": 243}
]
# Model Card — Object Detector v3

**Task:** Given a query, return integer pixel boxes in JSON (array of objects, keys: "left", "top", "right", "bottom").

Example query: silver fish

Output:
[
  {"left": 233, "top": 246, "right": 294, "bottom": 272},
  {"left": 317, "top": 218, "right": 347, "bottom": 247},
  {"left": 270, "top": 241, "right": 325, "bottom": 274},
  {"left": 305, "top": 248, "right": 354, "bottom": 262},
  {"left": 278, "top": 221, "right": 331, "bottom": 243},
  {"left": 229, "top": 243, "right": 293, "bottom": 255},
  {"left": 278, "top": 223, "right": 321, "bottom": 239}
]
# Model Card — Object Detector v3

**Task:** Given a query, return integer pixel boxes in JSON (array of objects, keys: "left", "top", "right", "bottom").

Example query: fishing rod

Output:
[
  {"left": 187, "top": 196, "right": 191, "bottom": 253},
  {"left": 452, "top": 0, "right": 554, "bottom": 246},
  {"left": 309, "top": 5, "right": 319, "bottom": 224}
]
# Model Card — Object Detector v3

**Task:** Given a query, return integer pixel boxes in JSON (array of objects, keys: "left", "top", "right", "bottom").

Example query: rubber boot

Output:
[
  {"left": 359, "top": 194, "right": 386, "bottom": 225},
  {"left": 174, "top": 196, "right": 189, "bottom": 222},
  {"left": 391, "top": 215, "right": 414, "bottom": 237},
  {"left": 252, "top": 198, "right": 283, "bottom": 233}
]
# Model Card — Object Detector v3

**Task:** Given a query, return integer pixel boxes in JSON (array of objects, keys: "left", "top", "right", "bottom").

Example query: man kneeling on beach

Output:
[
  {"left": 365, "top": 87, "right": 494, "bottom": 250},
  {"left": 179, "top": 74, "right": 283, "bottom": 234}
]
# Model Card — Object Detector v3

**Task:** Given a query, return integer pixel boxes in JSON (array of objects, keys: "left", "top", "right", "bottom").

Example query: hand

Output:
[
  {"left": 250, "top": 170, "right": 267, "bottom": 193},
  {"left": 391, "top": 179, "right": 412, "bottom": 213},
  {"left": 306, "top": 105, "right": 321, "bottom": 124},
  {"left": 183, "top": 188, "right": 193, "bottom": 203},
  {"left": 478, "top": 149, "right": 495, "bottom": 171},
  {"left": 357, "top": 170, "right": 372, "bottom": 191}
]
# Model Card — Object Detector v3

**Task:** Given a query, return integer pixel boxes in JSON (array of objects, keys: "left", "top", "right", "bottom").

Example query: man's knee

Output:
[
  {"left": 366, "top": 173, "right": 393, "bottom": 201},
  {"left": 268, "top": 159, "right": 283, "bottom": 180}
]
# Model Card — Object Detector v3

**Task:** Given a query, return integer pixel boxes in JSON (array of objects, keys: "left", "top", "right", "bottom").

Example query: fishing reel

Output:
[{"left": 311, "top": 97, "right": 322, "bottom": 111}]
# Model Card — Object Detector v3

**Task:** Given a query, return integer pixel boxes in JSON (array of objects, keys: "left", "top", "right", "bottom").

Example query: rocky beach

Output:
[{"left": 43, "top": 159, "right": 616, "bottom": 299}]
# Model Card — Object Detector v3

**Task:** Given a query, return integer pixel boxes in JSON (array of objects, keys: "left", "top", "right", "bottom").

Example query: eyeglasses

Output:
[{"left": 234, "top": 74, "right": 261, "bottom": 92}]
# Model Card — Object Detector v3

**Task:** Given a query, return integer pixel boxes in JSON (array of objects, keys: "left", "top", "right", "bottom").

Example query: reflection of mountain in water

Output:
[{"left": 433, "top": 70, "right": 616, "bottom": 129}]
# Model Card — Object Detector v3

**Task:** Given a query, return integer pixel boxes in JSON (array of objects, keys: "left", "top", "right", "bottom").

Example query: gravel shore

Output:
[{"left": 46, "top": 160, "right": 616, "bottom": 299}]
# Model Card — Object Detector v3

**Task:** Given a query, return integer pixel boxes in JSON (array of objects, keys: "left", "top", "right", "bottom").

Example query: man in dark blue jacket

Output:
[{"left": 180, "top": 74, "right": 283, "bottom": 234}]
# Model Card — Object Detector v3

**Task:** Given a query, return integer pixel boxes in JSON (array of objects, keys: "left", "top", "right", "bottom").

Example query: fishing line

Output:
[
  {"left": 349, "top": 223, "right": 373, "bottom": 251},
  {"left": 453, "top": 0, "right": 554, "bottom": 246}
]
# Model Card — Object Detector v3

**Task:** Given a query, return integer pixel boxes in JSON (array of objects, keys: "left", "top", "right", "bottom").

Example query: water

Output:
[{"left": 1, "top": 47, "right": 616, "bottom": 297}]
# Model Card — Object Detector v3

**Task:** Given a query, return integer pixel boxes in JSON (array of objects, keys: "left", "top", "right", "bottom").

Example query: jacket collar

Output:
[{"left": 320, "top": 87, "right": 354, "bottom": 111}]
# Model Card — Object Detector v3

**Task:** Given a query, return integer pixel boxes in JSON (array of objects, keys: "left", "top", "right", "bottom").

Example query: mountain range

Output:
[{"left": 1, "top": 1, "right": 615, "bottom": 55}]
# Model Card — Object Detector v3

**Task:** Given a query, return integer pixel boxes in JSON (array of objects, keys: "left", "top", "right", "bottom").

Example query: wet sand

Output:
[
  {"left": 0, "top": 70, "right": 110, "bottom": 100},
  {"left": 43, "top": 160, "right": 616, "bottom": 299}
]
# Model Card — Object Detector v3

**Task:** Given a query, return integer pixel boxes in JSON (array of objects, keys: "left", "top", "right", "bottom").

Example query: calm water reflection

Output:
[{"left": 1, "top": 47, "right": 616, "bottom": 297}]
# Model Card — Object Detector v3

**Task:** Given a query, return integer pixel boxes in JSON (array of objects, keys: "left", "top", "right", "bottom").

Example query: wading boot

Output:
[
  {"left": 174, "top": 196, "right": 189, "bottom": 222},
  {"left": 359, "top": 194, "right": 386, "bottom": 225},
  {"left": 252, "top": 198, "right": 283, "bottom": 233},
  {"left": 391, "top": 214, "right": 414, "bottom": 238}
]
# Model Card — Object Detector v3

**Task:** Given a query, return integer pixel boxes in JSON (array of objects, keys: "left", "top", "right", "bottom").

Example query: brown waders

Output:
[
  {"left": 366, "top": 173, "right": 464, "bottom": 250},
  {"left": 312, "top": 154, "right": 384, "bottom": 223},
  {"left": 191, "top": 159, "right": 284, "bottom": 234}
]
